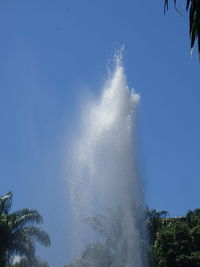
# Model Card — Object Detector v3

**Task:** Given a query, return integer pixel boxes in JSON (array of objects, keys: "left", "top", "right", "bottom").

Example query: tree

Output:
[
  {"left": 150, "top": 209, "right": 200, "bottom": 267},
  {"left": 65, "top": 206, "right": 200, "bottom": 267},
  {"left": 64, "top": 243, "right": 112, "bottom": 267},
  {"left": 164, "top": 0, "right": 200, "bottom": 57},
  {"left": 12, "top": 256, "right": 49, "bottom": 267},
  {"left": 0, "top": 192, "right": 51, "bottom": 266},
  {"left": 65, "top": 206, "right": 148, "bottom": 267},
  {"left": 145, "top": 207, "right": 168, "bottom": 245}
]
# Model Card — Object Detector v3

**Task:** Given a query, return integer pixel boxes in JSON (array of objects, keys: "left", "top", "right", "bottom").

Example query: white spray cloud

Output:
[{"left": 69, "top": 53, "right": 146, "bottom": 266}]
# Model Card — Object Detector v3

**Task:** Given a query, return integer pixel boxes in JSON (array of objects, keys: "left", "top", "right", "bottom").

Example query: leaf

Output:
[
  {"left": 186, "top": 0, "right": 191, "bottom": 11},
  {"left": 190, "top": 23, "right": 196, "bottom": 50},
  {"left": 24, "top": 226, "right": 51, "bottom": 247},
  {"left": 0, "top": 192, "right": 13, "bottom": 215},
  {"left": 174, "top": 0, "right": 177, "bottom": 8},
  {"left": 189, "top": 4, "right": 195, "bottom": 35},
  {"left": 164, "top": 0, "right": 169, "bottom": 14},
  {"left": 12, "top": 209, "right": 43, "bottom": 230}
]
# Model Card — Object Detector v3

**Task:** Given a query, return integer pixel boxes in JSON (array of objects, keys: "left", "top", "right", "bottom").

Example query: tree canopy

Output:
[
  {"left": 11, "top": 256, "right": 49, "bottom": 267},
  {"left": 64, "top": 207, "right": 200, "bottom": 267},
  {"left": 149, "top": 209, "right": 200, "bottom": 267},
  {"left": 0, "top": 192, "right": 50, "bottom": 266}
]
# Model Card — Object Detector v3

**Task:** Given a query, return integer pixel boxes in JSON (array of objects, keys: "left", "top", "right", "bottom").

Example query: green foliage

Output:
[
  {"left": 0, "top": 192, "right": 51, "bottom": 266},
  {"left": 65, "top": 206, "right": 148, "bottom": 267},
  {"left": 145, "top": 207, "right": 168, "bottom": 245},
  {"left": 164, "top": 0, "right": 200, "bottom": 58},
  {"left": 64, "top": 243, "right": 112, "bottom": 267},
  {"left": 0, "top": 192, "right": 13, "bottom": 214},
  {"left": 12, "top": 256, "right": 49, "bottom": 267},
  {"left": 150, "top": 209, "right": 200, "bottom": 267},
  {"left": 64, "top": 207, "right": 200, "bottom": 267}
]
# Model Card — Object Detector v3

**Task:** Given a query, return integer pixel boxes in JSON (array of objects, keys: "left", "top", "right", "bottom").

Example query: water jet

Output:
[{"left": 69, "top": 52, "right": 147, "bottom": 266}]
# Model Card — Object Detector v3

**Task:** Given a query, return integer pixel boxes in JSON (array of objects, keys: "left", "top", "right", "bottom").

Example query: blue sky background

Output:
[{"left": 0, "top": 0, "right": 199, "bottom": 266}]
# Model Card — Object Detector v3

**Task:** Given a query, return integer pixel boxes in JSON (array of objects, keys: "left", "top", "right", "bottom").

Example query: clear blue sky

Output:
[{"left": 0, "top": 0, "right": 199, "bottom": 266}]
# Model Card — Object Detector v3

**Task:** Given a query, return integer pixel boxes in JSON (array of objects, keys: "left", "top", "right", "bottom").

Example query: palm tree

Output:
[
  {"left": 12, "top": 256, "right": 49, "bottom": 267},
  {"left": 85, "top": 207, "right": 125, "bottom": 256},
  {"left": 145, "top": 207, "right": 168, "bottom": 245},
  {"left": 164, "top": 0, "right": 200, "bottom": 57},
  {"left": 0, "top": 192, "right": 50, "bottom": 266},
  {"left": 85, "top": 206, "right": 148, "bottom": 267},
  {"left": 0, "top": 192, "right": 12, "bottom": 214}
]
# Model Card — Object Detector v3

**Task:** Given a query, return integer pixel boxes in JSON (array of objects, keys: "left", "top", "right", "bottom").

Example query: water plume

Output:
[{"left": 69, "top": 52, "right": 147, "bottom": 266}]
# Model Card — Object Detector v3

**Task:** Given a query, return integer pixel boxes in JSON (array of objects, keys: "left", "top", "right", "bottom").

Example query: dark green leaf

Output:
[
  {"left": 187, "top": 0, "right": 191, "bottom": 11},
  {"left": 164, "top": 0, "right": 169, "bottom": 14},
  {"left": 190, "top": 27, "right": 196, "bottom": 51},
  {"left": 190, "top": 5, "right": 195, "bottom": 35}
]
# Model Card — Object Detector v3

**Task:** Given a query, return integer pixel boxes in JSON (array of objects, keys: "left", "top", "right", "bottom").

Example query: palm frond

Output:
[
  {"left": 85, "top": 216, "right": 109, "bottom": 237},
  {"left": 11, "top": 209, "right": 43, "bottom": 230},
  {"left": 5, "top": 231, "right": 35, "bottom": 264},
  {"left": 11, "top": 235, "right": 35, "bottom": 259},
  {"left": 0, "top": 192, "right": 51, "bottom": 265},
  {"left": 189, "top": 0, "right": 200, "bottom": 57},
  {"left": 164, "top": 0, "right": 200, "bottom": 57},
  {"left": 23, "top": 226, "right": 51, "bottom": 247},
  {"left": 164, "top": 0, "right": 169, "bottom": 14},
  {"left": 164, "top": 0, "right": 178, "bottom": 14},
  {"left": 186, "top": 0, "right": 191, "bottom": 11},
  {"left": 146, "top": 208, "right": 168, "bottom": 220},
  {"left": 0, "top": 192, "right": 13, "bottom": 215}
]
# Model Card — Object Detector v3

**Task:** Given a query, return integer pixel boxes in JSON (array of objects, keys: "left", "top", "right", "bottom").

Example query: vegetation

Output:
[
  {"left": 64, "top": 207, "right": 200, "bottom": 267},
  {"left": 10, "top": 256, "right": 49, "bottom": 267},
  {"left": 164, "top": 0, "right": 200, "bottom": 57},
  {"left": 65, "top": 206, "right": 148, "bottom": 267},
  {"left": 0, "top": 192, "right": 50, "bottom": 267},
  {"left": 1, "top": 190, "right": 200, "bottom": 267},
  {"left": 150, "top": 208, "right": 200, "bottom": 267},
  {"left": 145, "top": 207, "right": 168, "bottom": 245}
]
